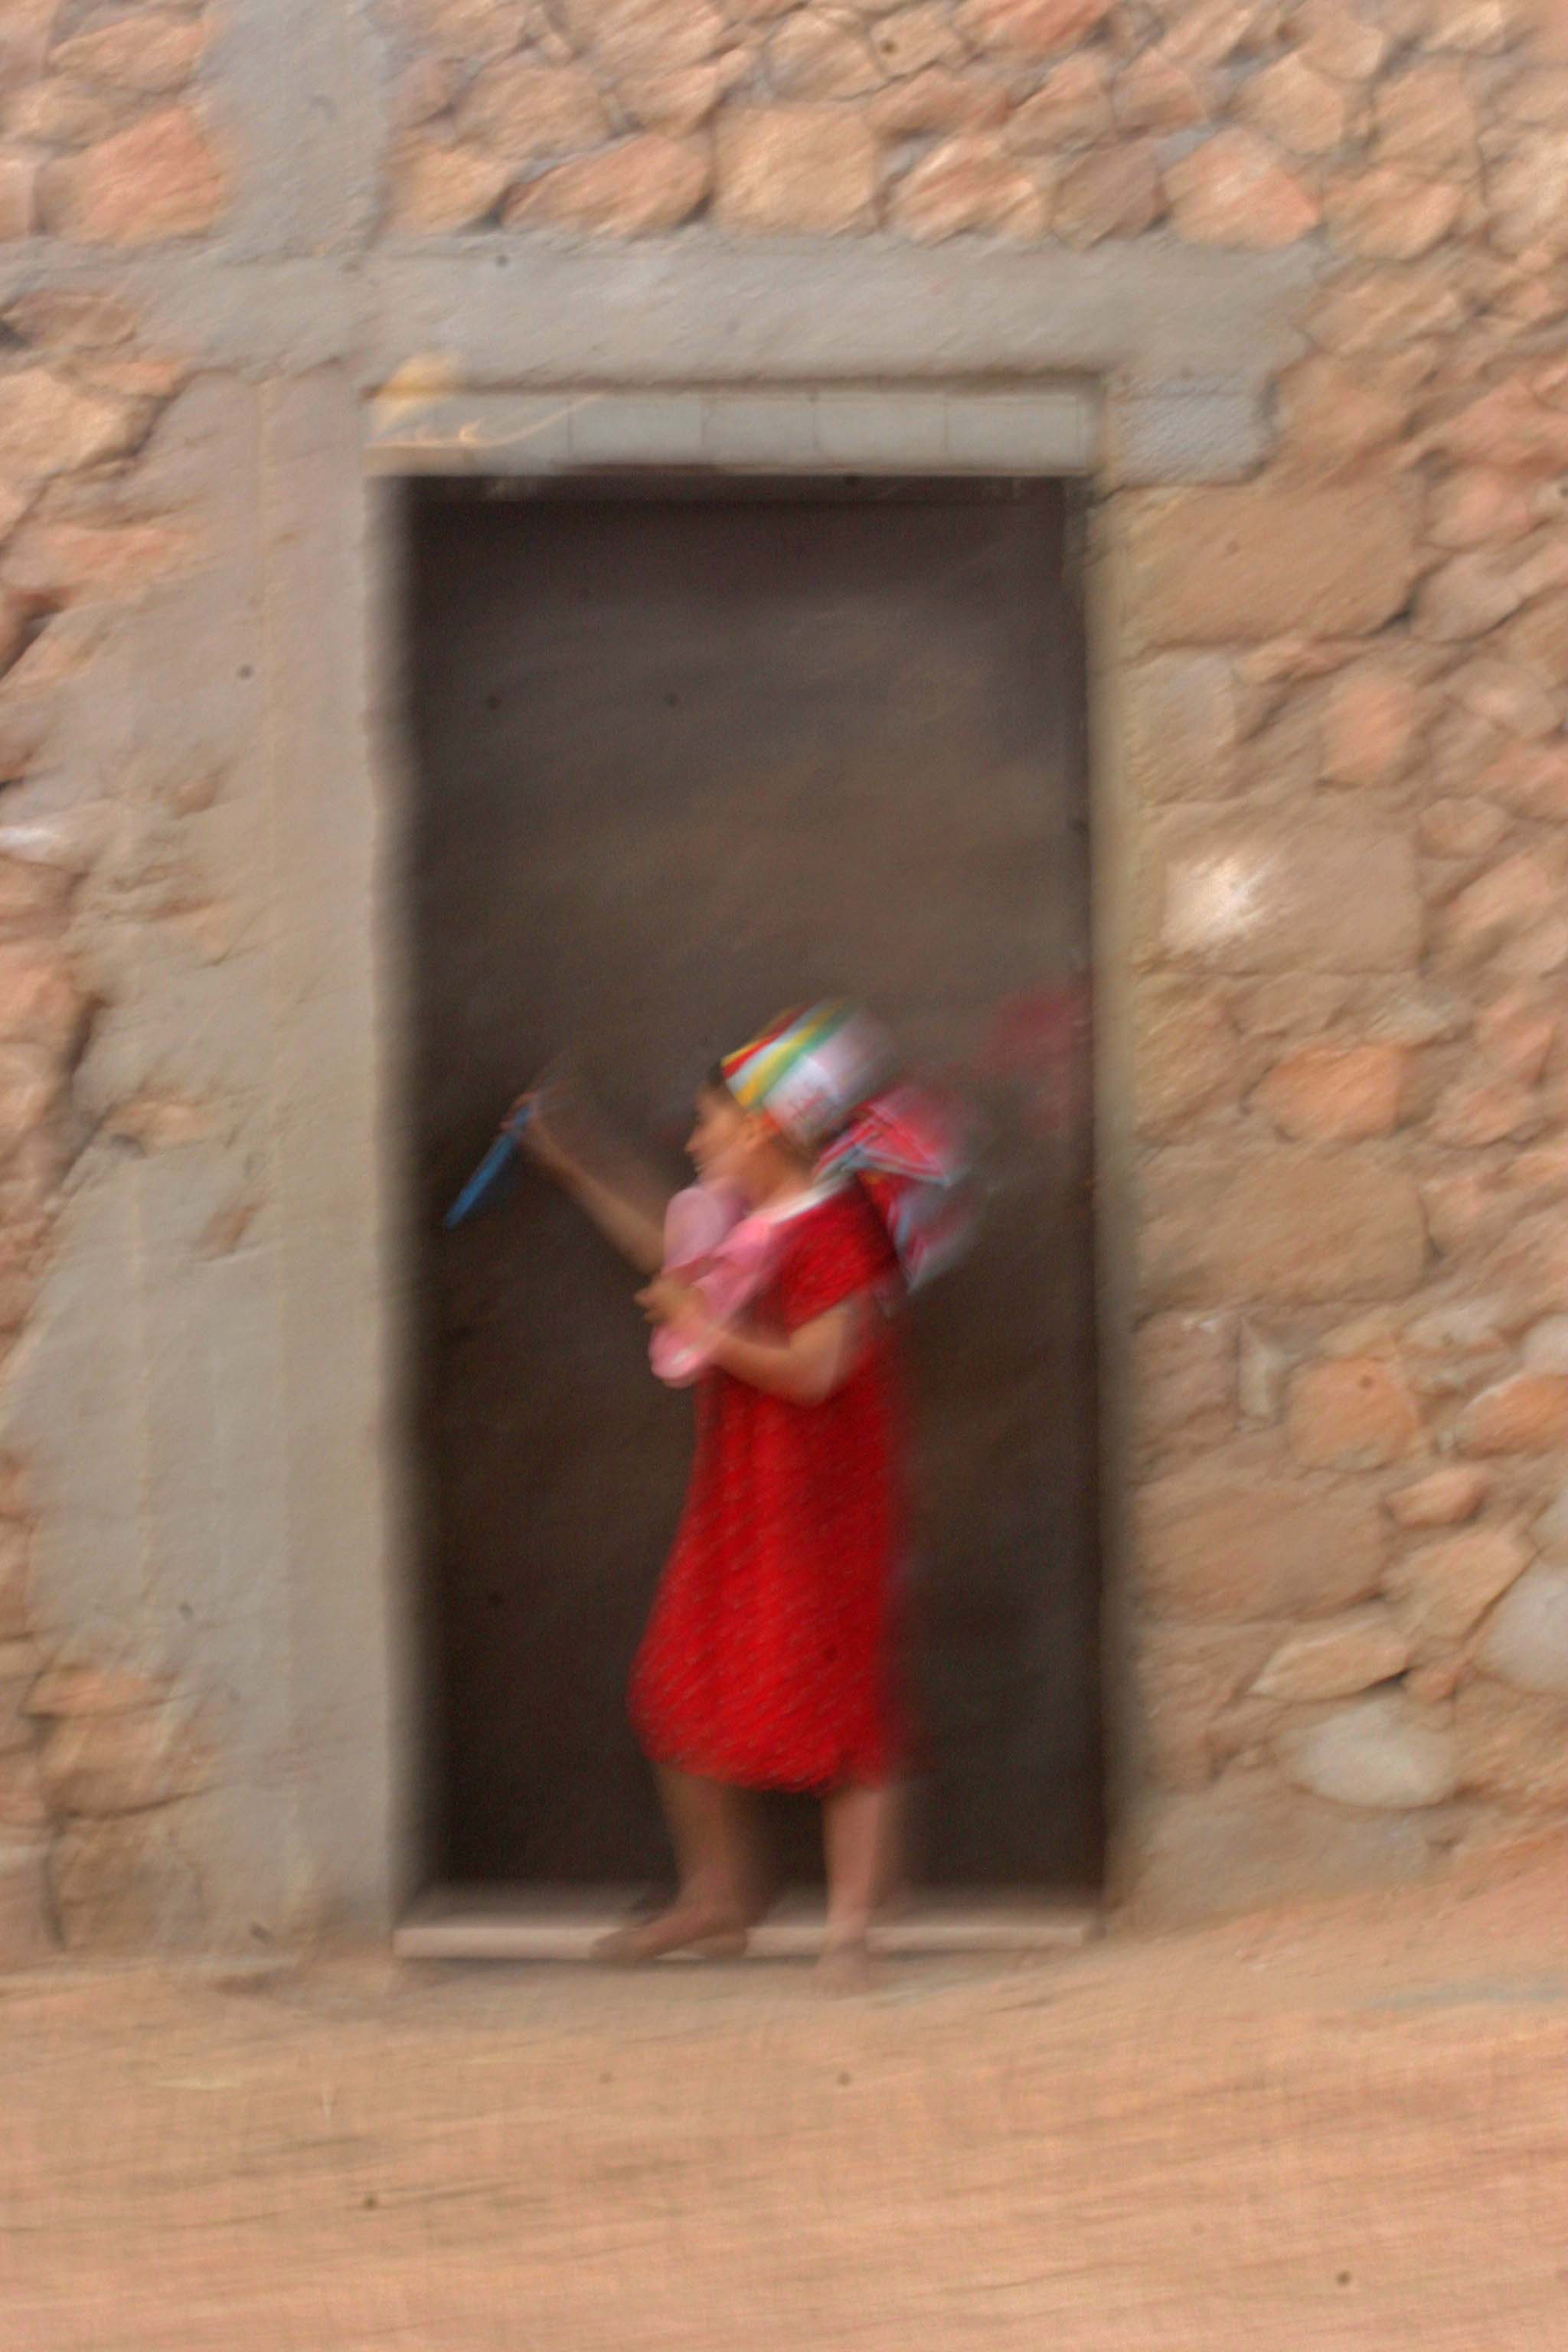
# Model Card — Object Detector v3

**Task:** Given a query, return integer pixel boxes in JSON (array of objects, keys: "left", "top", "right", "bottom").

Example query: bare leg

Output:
[
  {"left": 595, "top": 1768, "right": 763, "bottom": 1965},
  {"left": 818, "top": 1781, "right": 900, "bottom": 1993}
]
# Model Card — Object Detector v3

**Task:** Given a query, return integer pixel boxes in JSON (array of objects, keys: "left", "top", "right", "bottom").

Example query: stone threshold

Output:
[{"left": 395, "top": 1886, "right": 1099, "bottom": 1962}]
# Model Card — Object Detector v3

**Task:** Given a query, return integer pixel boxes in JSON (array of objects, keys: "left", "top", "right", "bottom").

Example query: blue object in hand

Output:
[{"left": 444, "top": 1102, "right": 531, "bottom": 1229}]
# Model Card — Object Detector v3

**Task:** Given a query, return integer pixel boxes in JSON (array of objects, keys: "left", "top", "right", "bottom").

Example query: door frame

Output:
[{"left": 377, "top": 384, "right": 1125, "bottom": 1949}]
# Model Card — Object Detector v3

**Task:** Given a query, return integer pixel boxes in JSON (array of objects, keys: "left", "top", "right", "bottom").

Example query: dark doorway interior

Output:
[{"left": 406, "top": 476, "right": 1102, "bottom": 1895}]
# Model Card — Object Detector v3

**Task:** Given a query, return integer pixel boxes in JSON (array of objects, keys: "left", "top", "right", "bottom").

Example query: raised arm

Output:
[{"left": 514, "top": 1094, "right": 667, "bottom": 1277}]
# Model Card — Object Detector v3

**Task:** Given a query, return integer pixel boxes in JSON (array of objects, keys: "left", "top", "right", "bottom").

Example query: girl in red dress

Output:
[{"left": 522, "top": 1006, "right": 969, "bottom": 1985}]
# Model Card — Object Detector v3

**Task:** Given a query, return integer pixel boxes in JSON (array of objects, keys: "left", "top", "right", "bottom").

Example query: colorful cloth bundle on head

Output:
[
  {"left": 723, "top": 1003, "right": 975, "bottom": 1295},
  {"left": 720, "top": 1001, "right": 892, "bottom": 1152}
]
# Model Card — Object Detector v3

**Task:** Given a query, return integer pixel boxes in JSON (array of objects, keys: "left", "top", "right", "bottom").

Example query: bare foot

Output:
[
  {"left": 593, "top": 1904, "right": 750, "bottom": 1967},
  {"left": 815, "top": 1938, "right": 878, "bottom": 1997}
]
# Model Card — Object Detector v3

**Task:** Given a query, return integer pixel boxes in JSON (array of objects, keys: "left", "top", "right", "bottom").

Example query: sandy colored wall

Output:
[{"left": 1, "top": 0, "right": 1566, "bottom": 1954}]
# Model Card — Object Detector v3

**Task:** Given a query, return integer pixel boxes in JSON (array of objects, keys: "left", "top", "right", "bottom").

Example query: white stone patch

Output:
[
  {"left": 1163, "top": 848, "right": 1272, "bottom": 958},
  {"left": 1532, "top": 1481, "right": 1568, "bottom": 1549},
  {"left": 1522, "top": 1317, "right": 1568, "bottom": 1374},
  {"left": 1238, "top": 1319, "right": 1290, "bottom": 1423},
  {"left": 1478, "top": 1563, "right": 1568, "bottom": 1696},
  {"left": 1279, "top": 1692, "right": 1459, "bottom": 1810}
]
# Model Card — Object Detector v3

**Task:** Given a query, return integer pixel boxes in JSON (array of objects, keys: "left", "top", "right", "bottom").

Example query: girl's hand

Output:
[
  {"left": 508, "top": 1086, "right": 577, "bottom": 1182},
  {"left": 637, "top": 1277, "right": 710, "bottom": 1341}
]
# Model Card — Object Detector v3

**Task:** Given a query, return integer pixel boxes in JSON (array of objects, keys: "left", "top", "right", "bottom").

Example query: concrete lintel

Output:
[
  {"left": 366, "top": 386, "right": 1101, "bottom": 478},
  {"left": 0, "top": 239, "right": 1313, "bottom": 399},
  {"left": 358, "top": 239, "right": 1316, "bottom": 389}
]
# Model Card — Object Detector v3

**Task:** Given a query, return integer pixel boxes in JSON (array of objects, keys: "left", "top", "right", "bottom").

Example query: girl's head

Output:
[
  {"left": 691, "top": 1004, "right": 889, "bottom": 1204},
  {"left": 693, "top": 1005, "right": 891, "bottom": 1203},
  {"left": 689, "top": 1067, "right": 810, "bottom": 1204}
]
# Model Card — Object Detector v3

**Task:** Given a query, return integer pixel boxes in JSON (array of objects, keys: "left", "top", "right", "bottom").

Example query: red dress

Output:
[{"left": 629, "top": 1186, "right": 907, "bottom": 1792}]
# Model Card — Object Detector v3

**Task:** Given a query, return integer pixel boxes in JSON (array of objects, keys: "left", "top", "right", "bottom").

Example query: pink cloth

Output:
[{"left": 650, "top": 1182, "right": 783, "bottom": 1389}]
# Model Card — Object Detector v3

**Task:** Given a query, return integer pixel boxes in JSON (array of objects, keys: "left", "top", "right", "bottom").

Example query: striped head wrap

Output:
[
  {"left": 720, "top": 1001, "right": 892, "bottom": 1152},
  {"left": 720, "top": 1003, "right": 974, "bottom": 1292}
]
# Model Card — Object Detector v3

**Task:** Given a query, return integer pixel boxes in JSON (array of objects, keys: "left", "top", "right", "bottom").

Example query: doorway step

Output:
[{"left": 395, "top": 1886, "right": 1099, "bottom": 1962}]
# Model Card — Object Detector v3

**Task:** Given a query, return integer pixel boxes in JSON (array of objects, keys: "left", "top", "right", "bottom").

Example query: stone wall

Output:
[
  {"left": 378, "top": 0, "right": 1568, "bottom": 1919},
  {"left": 382, "top": 0, "right": 1564, "bottom": 245},
  {"left": 0, "top": 283, "right": 223, "bottom": 1956},
  {"left": 0, "top": 2, "right": 225, "bottom": 244},
  {"left": 0, "top": 0, "right": 1566, "bottom": 1958}
]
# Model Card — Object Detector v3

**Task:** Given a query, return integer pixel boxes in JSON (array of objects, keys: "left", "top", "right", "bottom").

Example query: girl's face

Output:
[{"left": 688, "top": 1086, "right": 753, "bottom": 1191}]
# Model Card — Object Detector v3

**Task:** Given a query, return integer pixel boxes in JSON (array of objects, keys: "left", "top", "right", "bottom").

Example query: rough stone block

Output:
[
  {"left": 1112, "top": 46, "right": 1207, "bottom": 136},
  {"left": 0, "top": 368, "right": 136, "bottom": 481},
  {"left": 1256, "top": 1044, "right": 1406, "bottom": 1142},
  {"left": 506, "top": 137, "right": 710, "bottom": 234},
  {"left": 1489, "top": 131, "right": 1568, "bottom": 260},
  {"left": 1413, "top": 549, "right": 1532, "bottom": 643},
  {"left": 1125, "top": 483, "right": 1421, "bottom": 643},
  {"left": 957, "top": 0, "right": 1116, "bottom": 57},
  {"left": 1386, "top": 1467, "right": 1489, "bottom": 1529},
  {"left": 6, "top": 77, "right": 122, "bottom": 146},
  {"left": 1054, "top": 139, "right": 1162, "bottom": 246},
  {"left": 51, "top": 15, "right": 207, "bottom": 95},
  {"left": 0, "top": 152, "right": 37, "bottom": 243},
  {"left": 1455, "top": 1677, "right": 1568, "bottom": 1808},
  {"left": 387, "top": 140, "right": 509, "bottom": 232},
  {"left": 1279, "top": 1692, "right": 1458, "bottom": 1809},
  {"left": 1236, "top": 54, "right": 1348, "bottom": 155},
  {"left": 1285, "top": 1357, "right": 1422, "bottom": 1469},
  {"left": 1478, "top": 1563, "right": 1568, "bottom": 1696},
  {"left": 1253, "top": 1607, "right": 1411, "bottom": 1702},
  {"left": 871, "top": 66, "right": 1014, "bottom": 137},
  {"left": 714, "top": 107, "right": 877, "bottom": 234},
  {"left": 1136, "top": 1622, "right": 1278, "bottom": 1789},
  {"left": 0, "top": 1838, "right": 53, "bottom": 1967},
  {"left": 1133, "top": 1310, "right": 1236, "bottom": 1453},
  {"left": 619, "top": 58, "right": 744, "bottom": 136},
  {"left": 1137, "top": 1447, "right": 1384, "bottom": 1619},
  {"left": 1166, "top": 127, "right": 1320, "bottom": 247},
  {"left": 1377, "top": 63, "right": 1477, "bottom": 173},
  {"left": 0, "top": 942, "right": 81, "bottom": 1051},
  {"left": 1008, "top": 52, "right": 1110, "bottom": 145},
  {"left": 0, "top": 1049, "right": 55, "bottom": 1157},
  {"left": 1430, "top": 1075, "right": 1542, "bottom": 1149},
  {"left": 1385, "top": 1522, "right": 1534, "bottom": 1649},
  {"left": 1322, "top": 662, "right": 1425, "bottom": 785},
  {"left": 889, "top": 136, "right": 1050, "bottom": 242},
  {"left": 41, "top": 107, "right": 228, "bottom": 247},
  {"left": 1127, "top": 1774, "right": 1443, "bottom": 1926},
  {"left": 1441, "top": 851, "right": 1563, "bottom": 965},
  {"left": 1133, "top": 975, "right": 1238, "bottom": 1137},
  {"left": 1427, "top": 467, "right": 1536, "bottom": 550},
  {"left": 0, "top": 1528, "right": 31, "bottom": 1641},
  {"left": 1142, "top": 1148, "right": 1428, "bottom": 1307},
  {"left": 456, "top": 60, "right": 609, "bottom": 156},
  {"left": 1459, "top": 1374, "right": 1568, "bottom": 1455},
  {"left": 1157, "top": 814, "right": 1421, "bottom": 972},
  {"left": 0, "top": 1747, "right": 46, "bottom": 1829},
  {"left": 27, "top": 1663, "right": 175, "bottom": 1718},
  {"left": 0, "top": 1674, "right": 38, "bottom": 1755},
  {"left": 557, "top": 0, "right": 729, "bottom": 74},
  {"left": 1123, "top": 654, "right": 1238, "bottom": 801},
  {"left": 51, "top": 1809, "right": 205, "bottom": 1952},
  {"left": 766, "top": 11, "right": 879, "bottom": 99},
  {"left": 38, "top": 1708, "right": 213, "bottom": 1818},
  {"left": 1325, "top": 168, "right": 1465, "bottom": 260}
]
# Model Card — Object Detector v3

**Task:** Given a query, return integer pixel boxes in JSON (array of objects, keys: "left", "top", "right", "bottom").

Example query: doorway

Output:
[{"left": 404, "top": 475, "right": 1102, "bottom": 1906}]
